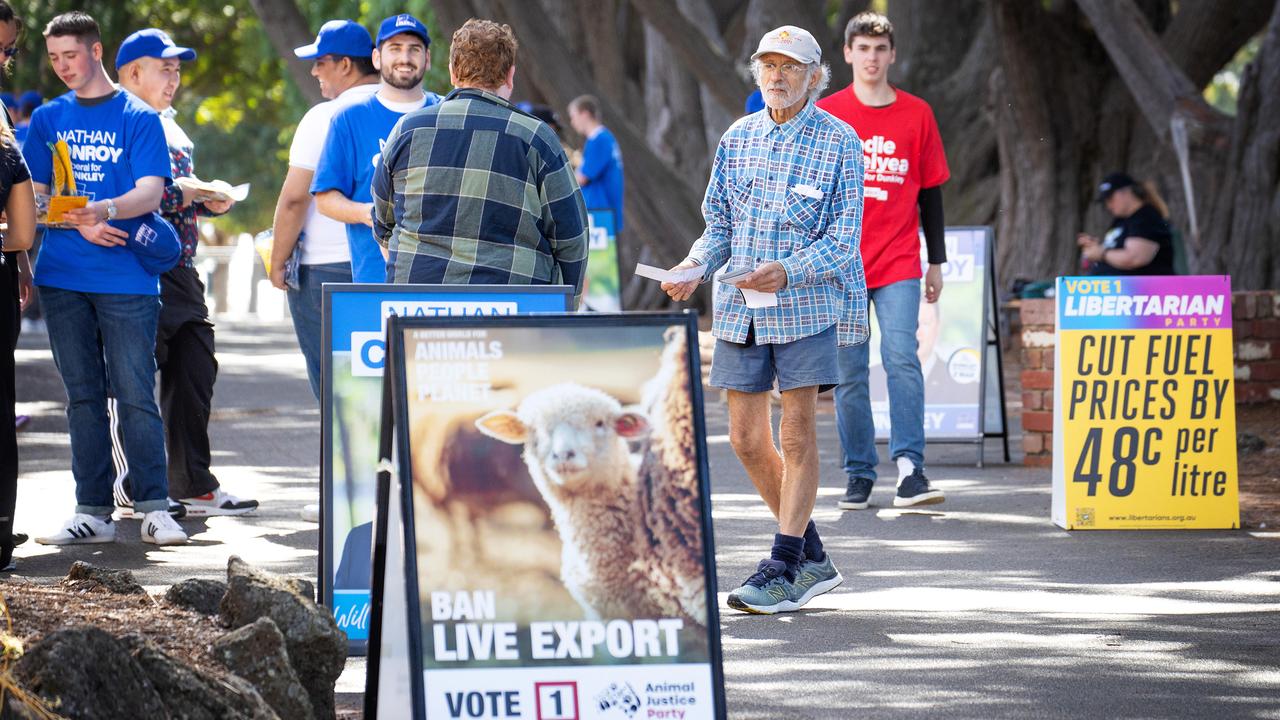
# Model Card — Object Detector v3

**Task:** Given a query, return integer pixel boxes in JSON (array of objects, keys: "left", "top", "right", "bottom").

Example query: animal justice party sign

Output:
[
  {"left": 366, "top": 312, "right": 725, "bottom": 720},
  {"left": 1051, "top": 275, "right": 1239, "bottom": 530}
]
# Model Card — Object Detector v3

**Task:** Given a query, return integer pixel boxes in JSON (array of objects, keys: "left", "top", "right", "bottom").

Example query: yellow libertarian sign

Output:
[{"left": 1051, "top": 276, "right": 1239, "bottom": 530}]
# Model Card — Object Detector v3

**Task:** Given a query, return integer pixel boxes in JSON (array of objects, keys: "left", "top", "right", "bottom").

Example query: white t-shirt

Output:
[{"left": 288, "top": 83, "right": 378, "bottom": 265}]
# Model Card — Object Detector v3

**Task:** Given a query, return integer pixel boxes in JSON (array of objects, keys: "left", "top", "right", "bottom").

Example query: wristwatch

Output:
[{"left": 104, "top": 198, "right": 118, "bottom": 221}]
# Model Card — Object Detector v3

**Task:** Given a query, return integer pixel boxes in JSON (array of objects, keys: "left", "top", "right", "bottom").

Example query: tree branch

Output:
[
  {"left": 628, "top": 0, "right": 751, "bottom": 114},
  {"left": 1160, "top": 0, "right": 1274, "bottom": 89},
  {"left": 247, "top": 0, "right": 323, "bottom": 105},
  {"left": 1074, "top": 0, "right": 1219, "bottom": 139}
]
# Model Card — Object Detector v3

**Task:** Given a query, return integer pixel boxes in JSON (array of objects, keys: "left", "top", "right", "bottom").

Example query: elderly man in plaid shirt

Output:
[
  {"left": 372, "top": 19, "right": 587, "bottom": 305},
  {"left": 664, "top": 25, "right": 868, "bottom": 615}
]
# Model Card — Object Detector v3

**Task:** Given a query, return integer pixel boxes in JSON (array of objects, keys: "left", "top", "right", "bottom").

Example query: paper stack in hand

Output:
[
  {"left": 175, "top": 177, "right": 251, "bottom": 204},
  {"left": 717, "top": 267, "right": 778, "bottom": 309}
]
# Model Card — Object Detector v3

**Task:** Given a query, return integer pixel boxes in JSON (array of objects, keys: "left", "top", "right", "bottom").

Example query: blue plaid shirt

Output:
[{"left": 688, "top": 101, "right": 868, "bottom": 347}]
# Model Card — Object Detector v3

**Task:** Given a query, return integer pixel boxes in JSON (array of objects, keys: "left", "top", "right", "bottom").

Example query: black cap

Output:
[{"left": 1096, "top": 172, "right": 1136, "bottom": 202}]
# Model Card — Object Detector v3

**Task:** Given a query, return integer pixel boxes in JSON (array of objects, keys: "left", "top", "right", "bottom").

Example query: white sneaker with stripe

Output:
[
  {"left": 35, "top": 514, "right": 116, "bottom": 545},
  {"left": 141, "top": 510, "right": 188, "bottom": 546}
]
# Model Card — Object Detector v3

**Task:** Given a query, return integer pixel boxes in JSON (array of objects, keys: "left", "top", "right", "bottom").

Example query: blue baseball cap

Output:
[
  {"left": 115, "top": 29, "right": 196, "bottom": 71},
  {"left": 0, "top": 93, "right": 14, "bottom": 109},
  {"left": 112, "top": 212, "right": 181, "bottom": 276},
  {"left": 18, "top": 91, "right": 41, "bottom": 111},
  {"left": 294, "top": 19, "right": 374, "bottom": 60},
  {"left": 376, "top": 14, "right": 430, "bottom": 47}
]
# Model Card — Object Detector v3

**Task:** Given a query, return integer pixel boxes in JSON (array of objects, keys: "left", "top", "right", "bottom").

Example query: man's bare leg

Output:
[
  {"left": 724, "top": 384, "right": 839, "bottom": 614},
  {"left": 777, "top": 386, "right": 819, "bottom": 537},
  {"left": 726, "top": 389, "right": 782, "bottom": 516}
]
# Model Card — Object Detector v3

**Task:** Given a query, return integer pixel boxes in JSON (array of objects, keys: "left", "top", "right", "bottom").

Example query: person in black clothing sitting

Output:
[{"left": 1077, "top": 172, "right": 1176, "bottom": 276}]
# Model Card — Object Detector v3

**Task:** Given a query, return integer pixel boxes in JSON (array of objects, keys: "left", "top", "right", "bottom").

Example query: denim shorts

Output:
[{"left": 710, "top": 324, "right": 838, "bottom": 393}]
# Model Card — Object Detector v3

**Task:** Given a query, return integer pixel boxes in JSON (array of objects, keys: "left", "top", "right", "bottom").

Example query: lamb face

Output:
[{"left": 476, "top": 384, "right": 650, "bottom": 492}]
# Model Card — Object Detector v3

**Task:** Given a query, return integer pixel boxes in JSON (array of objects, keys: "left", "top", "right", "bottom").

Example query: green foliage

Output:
[
  {"left": 4, "top": 0, "right": 451, "bottom": 234},
  {"left": 1204, "top": 35, "right": 1260, "bottom": 117}
]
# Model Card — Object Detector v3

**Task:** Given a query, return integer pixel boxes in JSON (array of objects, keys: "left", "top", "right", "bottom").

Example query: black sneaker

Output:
[
  {"left": 838, "top": 477, "right": 874, "bottom": 510},
  {"left": 894, "top": 468, "right": 945, "bottom": 507}
]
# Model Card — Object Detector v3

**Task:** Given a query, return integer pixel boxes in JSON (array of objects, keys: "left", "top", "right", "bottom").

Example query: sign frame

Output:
[
  {"left": 864, "top": 226, "right": 1008, "bottom": 463},
  {"left": 320, "top": 283, "right": 574, "bottom": 654},
  {"left": 365, "top": 311, "right": 727, "bottom": 720}
]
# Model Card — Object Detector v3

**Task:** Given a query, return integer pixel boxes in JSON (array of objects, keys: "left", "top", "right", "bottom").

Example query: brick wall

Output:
[
  {"left": 1019, "top": 299, "right": 1056, "bottom": 467},
  {"left": 1232, "top": 291, "right": 1280, "bottom": 403},
  {"left": 1018, "top": 290, "right": 1280, "bottom": 466}
]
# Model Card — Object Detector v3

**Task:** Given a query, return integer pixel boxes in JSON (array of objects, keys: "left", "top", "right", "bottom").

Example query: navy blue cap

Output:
[
  {"left": 18, "top": 91, "right": 41, "bottom": 111},
  {"left": 115, "top": 29, "right": 196, "bottom": 71},
  {"left": 294, "top": 19, "right": 374, "bottom": 60},
  {"left": 376, "top": 14, "right": 430, "bottom": 47},
  {"left": 1096, "top": 172, "right": 1137, "bottom": 202},
  {"left": 112, "top": 212, "right": 181, "bottom": 276}
]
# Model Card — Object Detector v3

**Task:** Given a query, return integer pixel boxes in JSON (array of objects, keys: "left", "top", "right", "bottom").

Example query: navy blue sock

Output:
[
  {"left": 770, "top": 533, "right": 805, "bottom": 578},
  {"left": 802, "top": 520, "right": 825, "bottom": 563}
]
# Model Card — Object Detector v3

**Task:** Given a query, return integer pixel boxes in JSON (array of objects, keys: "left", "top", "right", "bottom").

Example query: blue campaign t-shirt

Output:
[
  {"left": 312, "top": 91, "right": 441, "bottom": 283},
  {"left": 579, "top": 126, "right": 624, "bottom": 231},
  {"left": 23, "top": 90, "right": 172, "bottom": 295}
]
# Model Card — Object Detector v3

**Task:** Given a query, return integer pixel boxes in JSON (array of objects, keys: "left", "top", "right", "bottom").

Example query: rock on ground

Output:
[
  {"left": 64, "top": 561, "right": 145, "bottom": 595},
  {"left": 165, "top": 578, "right": 228, "bottom": 615},
  {"left": 122, "top": 633, "right": 283, "bottom": 720},
  {"left": 211, "top": 618, "right": 313, "bottom": 720},
  {"left": 10, "top": 626, "right": 166, "bottom": 720},
  {"left": 219, "top": 555, "right": 345, "bottom": 720}
]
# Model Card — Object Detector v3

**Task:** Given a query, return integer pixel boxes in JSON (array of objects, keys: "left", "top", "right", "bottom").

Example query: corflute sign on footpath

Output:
[
  {"left": 321, "top": 284, "right": 573, "bottom": 653},
  {"left": 366, "top": 311, "right": 726, "bottom": 720},
  {"left": 1052, "top": 275, "right": 1239, "bottom": 530}
]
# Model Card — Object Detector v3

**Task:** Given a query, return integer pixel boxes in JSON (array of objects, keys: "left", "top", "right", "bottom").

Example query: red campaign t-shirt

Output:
[{"left": 817, "top": 85, "right": 950, "bottom": 289}]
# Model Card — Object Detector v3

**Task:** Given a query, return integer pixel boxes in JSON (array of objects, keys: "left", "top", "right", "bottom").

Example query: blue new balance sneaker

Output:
[
  {"left": 727, "top": 559, "right": 801, "bottom": 615},
  {"left": 792, "top": 554, "right": 843, "bottom": 605}
]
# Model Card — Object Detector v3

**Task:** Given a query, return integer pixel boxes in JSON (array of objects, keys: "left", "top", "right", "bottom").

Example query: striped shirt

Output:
[
  {"left": 687, "top": 100, "right": 868, "bottom": 347},
  {"left": 372, "top": 88, "right": 588, "bottom": 306}
]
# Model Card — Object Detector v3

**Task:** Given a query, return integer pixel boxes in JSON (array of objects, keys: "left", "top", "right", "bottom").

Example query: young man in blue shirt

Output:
[
  {"left": 312, "top": 13, "right": 441, "bottom": 284},
  {"left": 27, "top": 12, "right": 187, "bottom": 547},
  {"left": 567, "top": 94, "right": 624, "bottom": 232}
]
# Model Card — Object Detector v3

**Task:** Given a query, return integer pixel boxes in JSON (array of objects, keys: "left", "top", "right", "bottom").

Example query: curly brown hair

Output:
[{"left": 449, "top": 19, "right": 517, "bottom": 91}]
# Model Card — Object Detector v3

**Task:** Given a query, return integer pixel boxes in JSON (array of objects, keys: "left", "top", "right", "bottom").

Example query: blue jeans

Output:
[
  {"left": 287, "top": 262, "right": 352, "bottom": 401},
  {"left": 40, "top": 287, "right": 170, "bottom": 514},
  {"left": 835, "top": 279, "right": 925, "bottom": 482}
]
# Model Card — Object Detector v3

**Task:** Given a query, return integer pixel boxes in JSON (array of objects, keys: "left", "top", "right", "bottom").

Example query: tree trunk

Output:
[
  {"left": 490, "top": 0, "right": 710, "bottom": 311},
  {"left": 247, "top": 0, "right": 323, "bottom": 105},
  {"left": 1207, "top": 0, "right": 1280, "bottom": 289}
]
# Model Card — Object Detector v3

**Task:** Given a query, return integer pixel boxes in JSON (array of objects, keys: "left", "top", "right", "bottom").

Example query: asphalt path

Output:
[{"left": 12, "top": 317, "right": 1280, "bottom": 719}]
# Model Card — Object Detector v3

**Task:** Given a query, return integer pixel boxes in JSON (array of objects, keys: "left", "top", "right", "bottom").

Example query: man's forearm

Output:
[
  {"left": 107, "top": 178, "right": 166, "bottom": 219},
  {"left": 271, "top": 198, "right": 306, "bottom": 268},
  {"left": 919, "top": 185, "right": 946, "bottom": 264},
  {"left": 316, "top": 190, "right": 373, "bottom": 225}
]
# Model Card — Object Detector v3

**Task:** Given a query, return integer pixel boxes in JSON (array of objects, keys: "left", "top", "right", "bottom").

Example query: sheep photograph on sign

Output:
[{"left": 366, "top": 312, "right": 726, "bottom": 720}]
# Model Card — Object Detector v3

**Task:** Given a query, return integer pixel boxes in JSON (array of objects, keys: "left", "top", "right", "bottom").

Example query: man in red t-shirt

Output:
[{"left": 816, "top": 12, "right": 950, "bottom": 511}]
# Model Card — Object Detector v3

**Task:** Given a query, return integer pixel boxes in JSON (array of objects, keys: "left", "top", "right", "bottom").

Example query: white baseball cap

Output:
[{"left": 751, "top": 25, "right": 821, "bottom": 65}]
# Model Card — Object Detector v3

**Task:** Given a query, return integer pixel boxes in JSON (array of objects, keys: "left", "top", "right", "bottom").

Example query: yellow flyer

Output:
[{"left": 1052, "top": 275, "right": 1239, "bottom": 529}]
